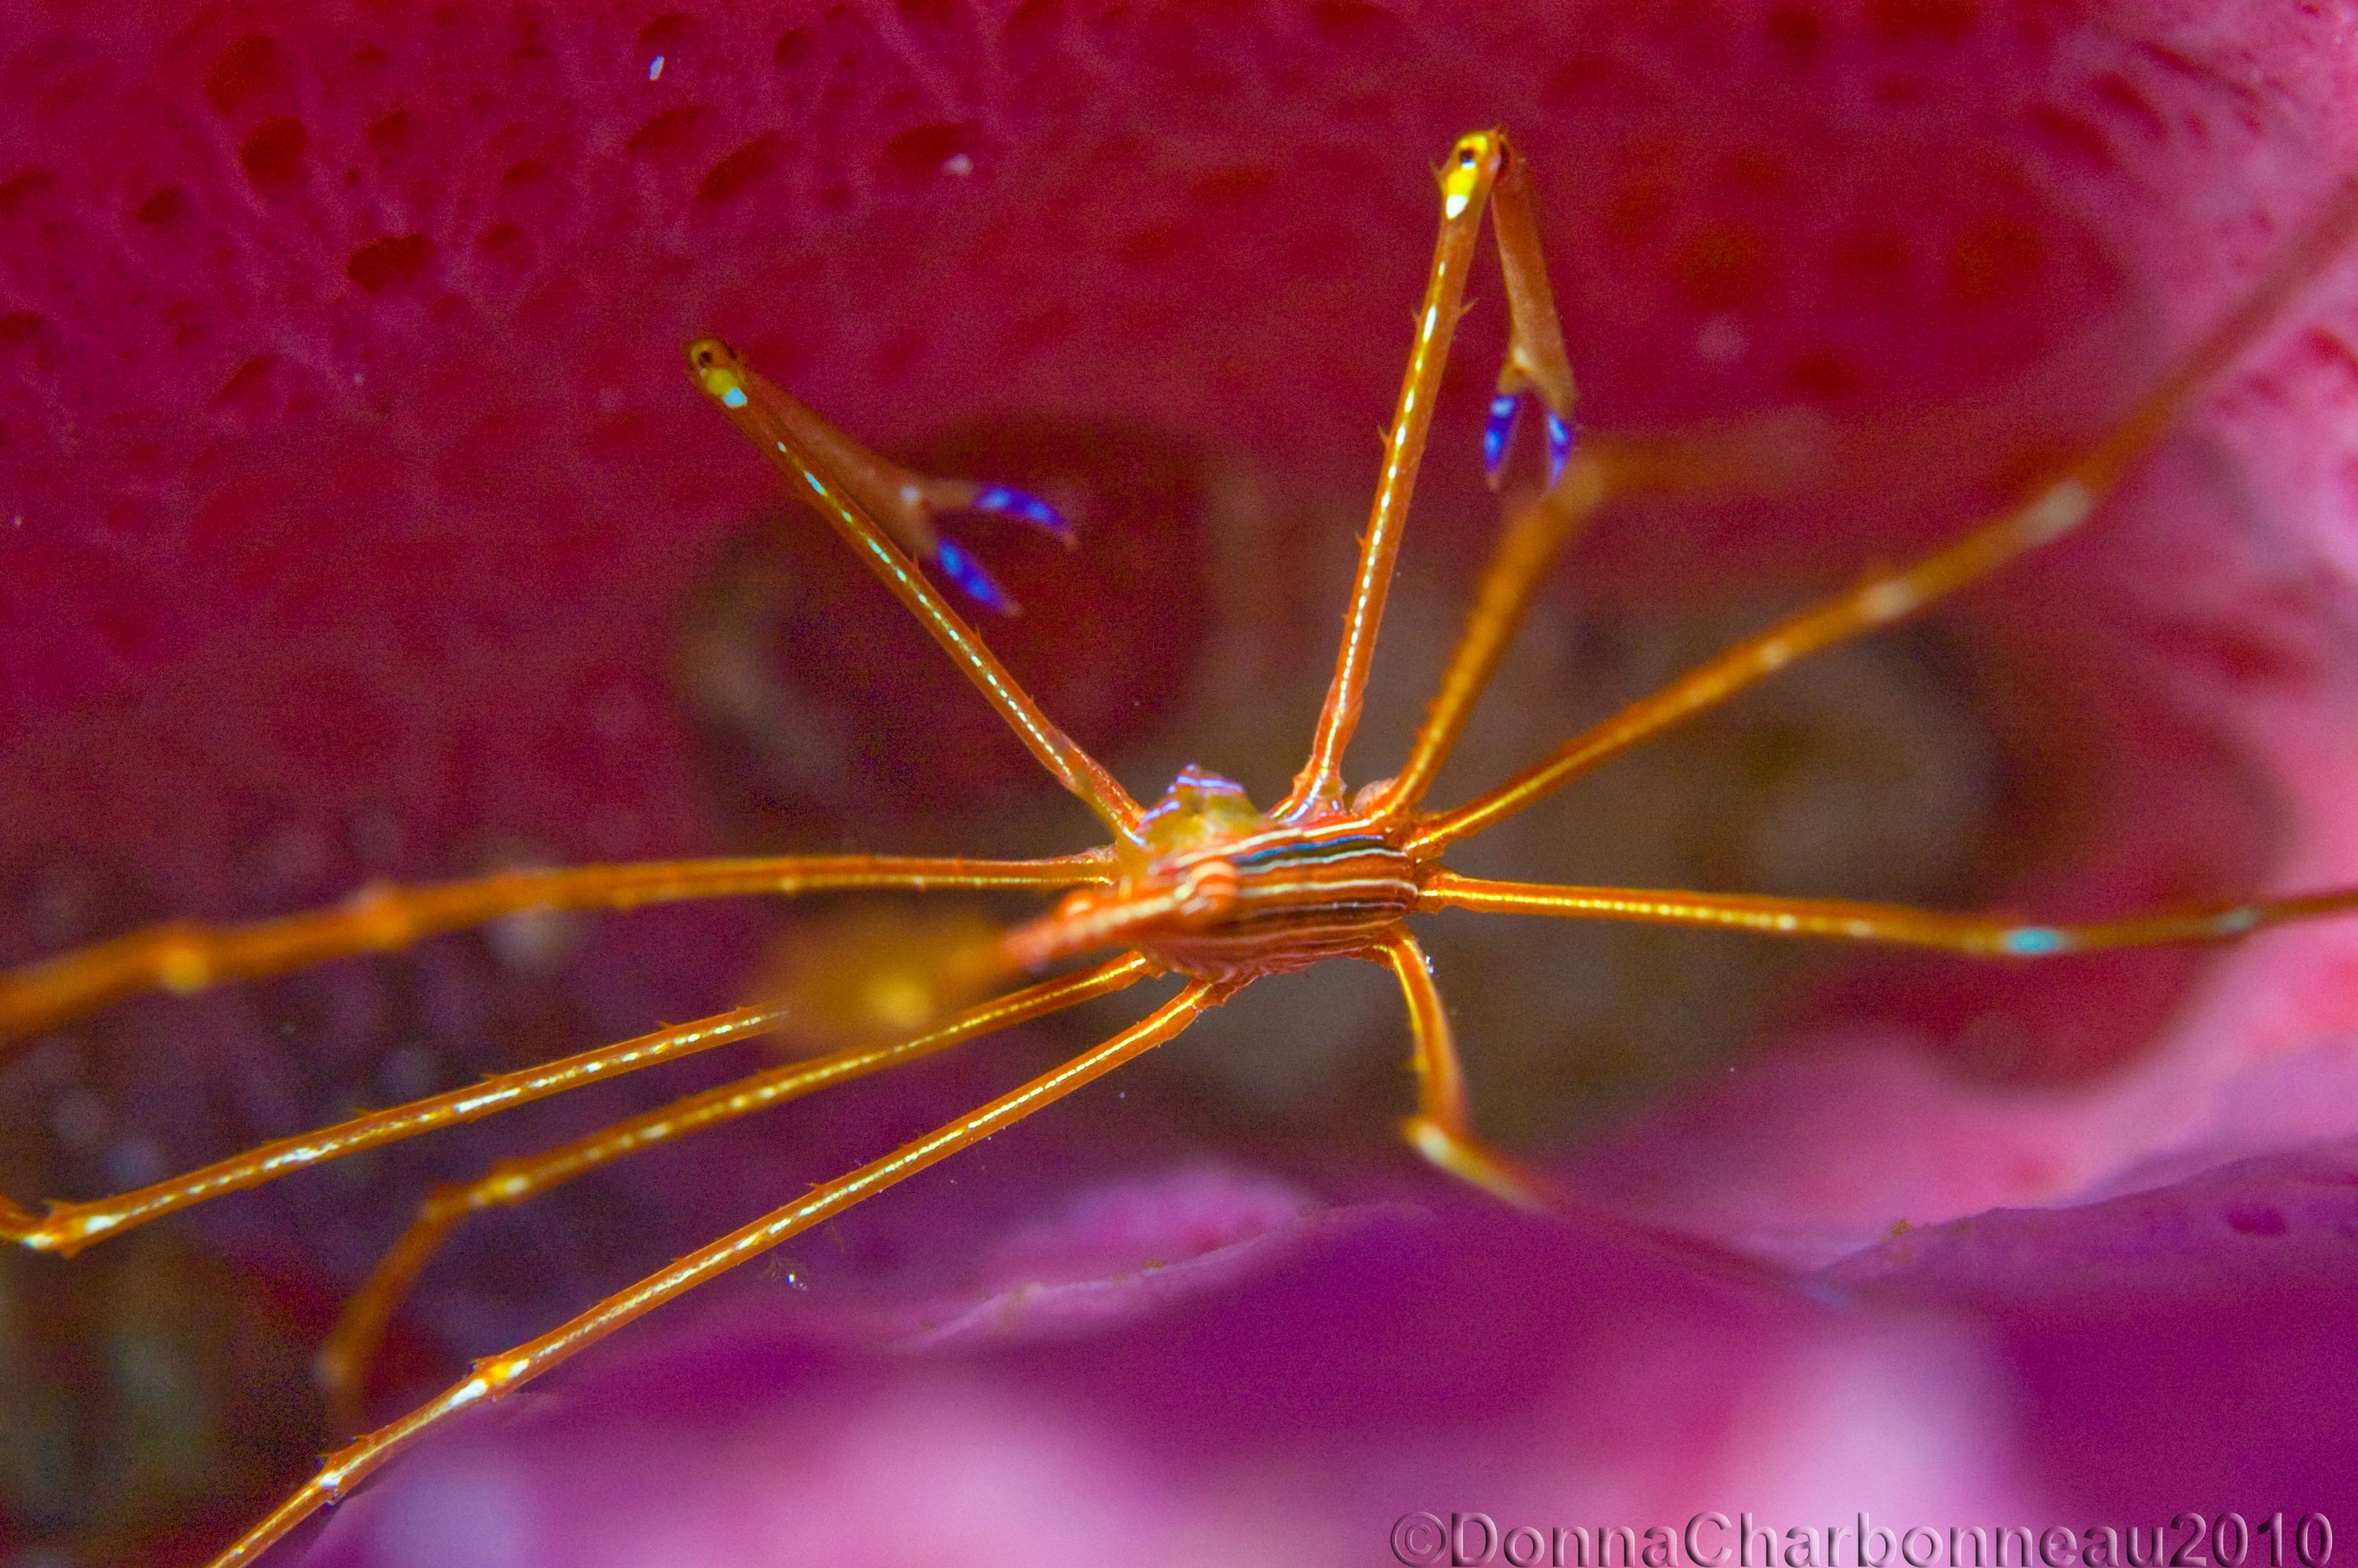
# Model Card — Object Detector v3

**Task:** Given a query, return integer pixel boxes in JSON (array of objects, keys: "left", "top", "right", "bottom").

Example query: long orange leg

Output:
[
  {"left": 729, "top": 369, "right": 1077, "bottom": 613},
  {"left": 687, "top": 339, "right": 1144, "bottom": 845},
  {"left": 1379, "top": 930, "right": 1557, "bottom": 1211},
  {"left": 1382, "top": 930, "right": 1809, "bottom": 1295},
  {"left": 207, "top": 977, "right": 1232, "bottom": 1568},
  {"left": 1419, "top": 871, "right": 2358, "bottom": 956},
  {"left": 0, "top": 852, "right": 1108, "bottom": 1046},
  {"left": 1481, "top": 140, "right": 1580, "bottom": 481},
  {"left": 1371, "top": 452, "right": 1613, "bottom": 817},
  {"left": 1312, "top": 130, "right": 1809, "bottom": 820},
  {"left": 1280, "top": 128, "right": 1574, "bottom": 817},
  {"left": 315, "top": 953, "right": 1152, "bottom": 1428},
  {"left": 1373, "top": 414, "right": 1838, "bottom": 819},
  {"left": 1410, "top": 173, "right": 2358, "bottom": 856},
  {"left": 0, "top": 1002, "right": 803, "bottom": 1255}
]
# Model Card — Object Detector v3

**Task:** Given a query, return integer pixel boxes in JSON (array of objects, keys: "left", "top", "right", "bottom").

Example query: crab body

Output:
[{"left": 1005, "top": 764, "right": 1421, "bottom": 982}]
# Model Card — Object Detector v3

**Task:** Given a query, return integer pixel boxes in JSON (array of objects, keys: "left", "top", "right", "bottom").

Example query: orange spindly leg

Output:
[
  {"left": 1401, "top": 170, "right": 2358, "bottom": 853},
  {"left": 211, "top": 980, "right": 1229, "bottom": 1568},
  {"left": 314, "top": 953, "right": 1153, "bottom": 1430},
  {"left": 0, "top": 852, "right": 1110, "bottom": 1047}
]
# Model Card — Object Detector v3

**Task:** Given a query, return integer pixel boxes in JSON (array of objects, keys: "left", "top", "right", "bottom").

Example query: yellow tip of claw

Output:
[
  {"left": 1438, "top": 131, "right": 1499, "bottom": 221},
  {"left": 686, "top": 336, "right": 747, "bottom": 407}
]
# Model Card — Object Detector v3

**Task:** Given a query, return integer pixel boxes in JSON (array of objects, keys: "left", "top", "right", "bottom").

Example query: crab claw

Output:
[
  {"left": 1482, "top": 390, "right": 1578, "bottom": 489},
  {"left": 1544, "top": 408, "right": 1577, "bottom": 488},
  {"left": 932, "top": 538, "right": 1018, "bottom": 615},
  {"left": 930, "top": 482, "right": 1074, "bottom": 613},
  {"left": 968, "top": 484, "right": 1076, "bottom": 548},
  {"left": 1482, "top": 392, "right": 1522, "bottom": 481}
]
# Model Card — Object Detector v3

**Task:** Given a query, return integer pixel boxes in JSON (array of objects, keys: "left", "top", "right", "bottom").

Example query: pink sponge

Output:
[{"left": 8, "top": 1, "right": 2358, "bottom": 1561}]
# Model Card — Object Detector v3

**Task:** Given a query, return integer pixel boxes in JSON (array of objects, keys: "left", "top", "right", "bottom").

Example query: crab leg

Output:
[
  {"left": 1412, "top": 174, "right": 2358, "bottom": 855},
  {"left": 689, "top": 340, "right": 1145, "bottom": 843},
  {"left": 1282, "top": 129, "right": 1576, "bottom": 817},
  {"left": 0, "top": 853, "right": 1108, "bottom": 1044},
  {"left": 206, "top": 978, "right": 1231, "bottom": 1567},
  {"left": 1417, "top": 872, "right": 2358, "bottom": 957},
  {"left": 314, "top": 953, "right": 1152, "bottom": 1426}
]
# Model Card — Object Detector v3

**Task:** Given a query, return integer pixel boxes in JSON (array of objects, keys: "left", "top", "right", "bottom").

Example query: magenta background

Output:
[{"left": 8, "top": 1, "right": 2358, "bottom": 1562}]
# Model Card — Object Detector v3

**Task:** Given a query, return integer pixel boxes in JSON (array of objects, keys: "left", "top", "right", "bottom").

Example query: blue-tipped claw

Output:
[
  {"left": 969, "top": 484, "right": 1074, "bottom": 547},
  {"left": 1482, "top": 393, "right": 1521, "bottom": 479},
  {"left": 933, "top": 538, "right": 1017, "bottom": 615},
  {"left": 1482, "top": 391, "right": 1578, "bottom": 488},
  {"left": 927, "top": 481, "right": 1071, "bottom": 614},
  {"left": 1544, "top": 410, "right": 1576, "bottom": 488}
]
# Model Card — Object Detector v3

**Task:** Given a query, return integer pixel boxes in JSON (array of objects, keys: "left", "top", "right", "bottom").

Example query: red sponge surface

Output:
[{"left": 9, "top": 2, "right": 2358, "bottom": 1559}]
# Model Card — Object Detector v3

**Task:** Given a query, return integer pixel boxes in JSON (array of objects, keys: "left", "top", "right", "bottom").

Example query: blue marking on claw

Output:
[
  {"left": 1545, "top": 411, "right": 1577, "bottom": 488},
  {"left": 971, "top": 484, "right": 1074, "bottom": 545},
  {"left": 1482, "top": 393, "right": 1521, "bottom": 479},
  {"left": 933, "top": 538, "right": 1016, "bottom": 615}
]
